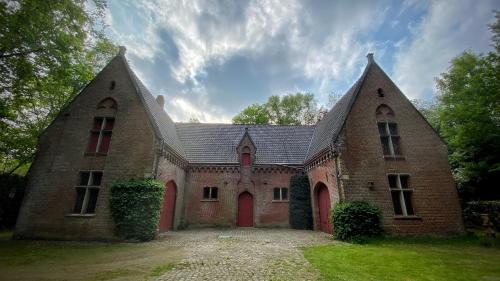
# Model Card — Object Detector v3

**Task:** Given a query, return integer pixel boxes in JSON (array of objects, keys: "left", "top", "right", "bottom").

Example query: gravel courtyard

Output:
[{"left": 156, "top": 228, "right": 333, "bottom": 281}]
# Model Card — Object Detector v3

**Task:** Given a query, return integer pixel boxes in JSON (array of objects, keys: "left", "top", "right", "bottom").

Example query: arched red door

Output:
[
  {"left": 238, "top": 192, "right": 253, "bottom": 227},
  {"left": 317, "top": 184, "right": 332, "bottom": 233},
  {"left": 159, "top": 181, "right": 177, "bottom": 232}
]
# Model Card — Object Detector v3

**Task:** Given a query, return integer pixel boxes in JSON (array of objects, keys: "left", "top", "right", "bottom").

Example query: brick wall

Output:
[
  {"left": 155, "top": 156, "right": 186, "bottom": 229},
  {"left": 339, "top": 63, "right": 464, "bottom": 234},
  {"left": 14, "top": 55, "right": 158, "bottom": 240}
]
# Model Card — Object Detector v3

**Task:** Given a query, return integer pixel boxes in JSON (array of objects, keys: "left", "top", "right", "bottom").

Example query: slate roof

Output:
[
  {"left": 175, "top": 123, "right": 315, "bottom": 164},
  {"left": 113, "top": 50, "right": 374, "bottom": 165}
]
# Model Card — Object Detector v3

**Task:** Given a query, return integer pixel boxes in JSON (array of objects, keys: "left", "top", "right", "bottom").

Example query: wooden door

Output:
[
  {"left": 238, "top": 192, "right": 253, "bottom": 227},
  {"left": 318, "top": 185, "right": 332, "bottom": 233},
  {"left": 159, "top": 181, "right": 176, "bottom": 232}
]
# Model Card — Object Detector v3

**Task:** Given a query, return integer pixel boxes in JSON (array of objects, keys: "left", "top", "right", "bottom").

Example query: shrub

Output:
[
  {"left": 463, "top": 201, "right": 500, "bottom": 231},
  {"left": 289, "top": 174, "right": 313, "bottom": 230},
  {"left": 0, "top": 174, "right": 26, "bottom": 229},
  {"left": 332, "top": 201, "right": 382, "bottom": 242},
  {"left": 109, "top": 179, "right": 164, "bottom": 241}
]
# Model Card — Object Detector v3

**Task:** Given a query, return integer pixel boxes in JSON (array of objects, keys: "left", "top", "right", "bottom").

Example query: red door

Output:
[
  {"left": 238, "top": 192, "right": 253, "bottom": 227},
  {"left": 318, "top": 184, "right": 332, "bottom": 233},
  {"left": 159, "top": 181, "right": 177, "bottom": 232}
]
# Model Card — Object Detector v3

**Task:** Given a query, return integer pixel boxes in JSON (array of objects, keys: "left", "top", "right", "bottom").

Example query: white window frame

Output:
[
  {"left": 74, "top": 170, "right": 102, "bottom": 214},
  {"left": 388, "top": 173, "right": 414, "bottom": 216},
  {"left": 91, "top": 117, "right": 113, "bottom": 153},
  {"left": 273, "top": 187, "right": 288, "bottom": 201},
  {"left": 378, "top": 121, "right": 400, "bottom": 156},
  {"left": 202, "top": 186, "right": 218, "bottom": 200}
]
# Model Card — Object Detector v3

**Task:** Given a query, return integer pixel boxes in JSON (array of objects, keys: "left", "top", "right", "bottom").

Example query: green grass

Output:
[
  {"left": 0, "top": 230, "right": 182, "bottom": 281},
  {"left": 303, "top": 235, "right": 500, "bottom": 281}
]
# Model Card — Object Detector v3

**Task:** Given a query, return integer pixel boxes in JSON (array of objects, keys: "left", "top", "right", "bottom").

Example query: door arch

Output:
[
  {"left": 316, "top": 183, "right": 332, "bottom": 234},
  {"left": 238, "top": 192, "right": 253, "bottom": 227},
  {"left": 159, "top": 181, "right": 177, "bottom": 232}
]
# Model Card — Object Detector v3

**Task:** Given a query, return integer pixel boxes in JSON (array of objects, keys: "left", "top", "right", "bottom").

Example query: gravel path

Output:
[{"left": 155, "top": 228, "right": 332, "bottom": 281}]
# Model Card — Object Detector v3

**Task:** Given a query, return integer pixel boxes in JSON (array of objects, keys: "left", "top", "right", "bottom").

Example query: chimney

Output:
[
  {"left": 366, "top": 53, "right": 374, "bottom": 64},
  {"left": 156, "top": 95, "right": 165, "bottom": 110},
  {"left": 118, "top": 45, "right": 127, "bottom": 56}
]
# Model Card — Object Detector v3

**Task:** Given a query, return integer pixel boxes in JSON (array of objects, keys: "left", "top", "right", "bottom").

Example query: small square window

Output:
[
  {"left": 273, "top": 187, "right": 288, "bottom": 201},
  {"left": 203, "top": 187, "right": 218, "bottom": 200}
]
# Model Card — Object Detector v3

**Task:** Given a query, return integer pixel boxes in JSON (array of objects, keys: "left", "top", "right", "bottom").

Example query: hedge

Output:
[
  {"left": 463, "top": 201, "right": 500, "bottom": 231},
  {"left": 332, "top": 201, "right": 382, "bottom": 242},
  {"left": 289, "top": 174, "right": 313, "bottom": 230},
  {"left": 109, "top": 179, "right": 164, "bottom": 241},
  {"left": 0, "top": 173, "right": 26, "bottom": 229}
]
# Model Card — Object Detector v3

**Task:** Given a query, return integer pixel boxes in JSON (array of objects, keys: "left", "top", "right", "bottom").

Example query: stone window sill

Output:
[
  {"left": 394, "top": 215, "right": 421, "bottom": 220},
  {"left": 65, "top": 213, "right": 96, "bottom": 218},
  {"left": 200, "top": 199, "right": 218, "bottom": 202},
  {"left": 272, "top": 200, "right": 289, "bottom": 203},
  {"left": 84, "top": 152, "right": 108, "bottom": 157},
  {"left": 383, "top": 155, "right": 405, "bottom": 160}
]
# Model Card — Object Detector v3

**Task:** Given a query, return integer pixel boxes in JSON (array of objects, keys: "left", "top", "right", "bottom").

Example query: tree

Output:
[
  {"left": 0, "top": 0, "right": 117, "bottom": 174},
  {"left": 232, "top": 93, "right": 318, "bottom": 125},
  {"left": 434, "top": 13, "right": 500, "bottom": 200}
]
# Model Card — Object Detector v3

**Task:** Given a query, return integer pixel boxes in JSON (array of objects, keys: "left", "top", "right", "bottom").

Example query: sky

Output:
[{"left": 103, "top": 0, "right": 499, "bottom": 123}]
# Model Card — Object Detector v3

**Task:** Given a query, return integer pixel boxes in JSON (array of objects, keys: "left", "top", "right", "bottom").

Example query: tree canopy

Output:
[
  {"left": 232, "top": 93, "right": 319, "bottom": 125},
  {"left": 0, "top": 0, "right": 117, "bottom": 174}
]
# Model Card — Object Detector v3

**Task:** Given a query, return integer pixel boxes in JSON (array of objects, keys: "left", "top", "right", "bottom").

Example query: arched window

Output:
[
  {"left": 87, "top": 98, "right": 117, "bottom": 154},
  {"left": 375, "top": 104, "right": 401, "bottom": 156},
  {"left": 241, "top": 146, "right": 251, "bottom": 166}
]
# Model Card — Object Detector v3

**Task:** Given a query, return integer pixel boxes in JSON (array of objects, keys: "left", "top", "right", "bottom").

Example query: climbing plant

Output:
[{"left": 289, "top": 174, "right": 313, "bottom": 230}]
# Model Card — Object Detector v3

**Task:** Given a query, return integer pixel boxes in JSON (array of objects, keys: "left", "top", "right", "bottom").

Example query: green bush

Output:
[
  {"left": 109, "top": 179, "right": 164, "bottom": 241},
  {"left": 463, "top": 201, "right": 500, "bottom": 231},
  {"left": 289, "top": 174, "right": 313, "bottom": 230},
  {"left": 0, "top": 174, "right": 26, "bottom": 229},
  {"left": 332, "top": 201, "right": 382, "bottom": 242}
]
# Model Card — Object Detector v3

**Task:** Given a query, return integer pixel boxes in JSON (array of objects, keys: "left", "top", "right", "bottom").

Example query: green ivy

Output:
[
  {"left": 109, "top": 179, "right": 164, "bottom": 241},
  {"left": 289, "top": 174, "right": 313, "bottom": 230},
  {"left": 332, "top": 201, "right": 382, "bottom": 242}
]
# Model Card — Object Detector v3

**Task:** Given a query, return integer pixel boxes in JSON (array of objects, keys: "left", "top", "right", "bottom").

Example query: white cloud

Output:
[{"left": 393, "top": 0, "right": 497, "bottom": 99}]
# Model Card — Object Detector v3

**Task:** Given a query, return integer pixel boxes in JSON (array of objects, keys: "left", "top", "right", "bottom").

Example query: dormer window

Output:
[{"left": 241, "top": 146, "right": 251, "bottom": 166}]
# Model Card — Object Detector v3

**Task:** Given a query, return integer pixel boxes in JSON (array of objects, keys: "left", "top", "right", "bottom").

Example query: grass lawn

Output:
[
  {"left": 0, "top": 231, "right": 183, "bottom": 281},
  {"left": 303, "top": 235, "right": 500, "bottom": 281}
]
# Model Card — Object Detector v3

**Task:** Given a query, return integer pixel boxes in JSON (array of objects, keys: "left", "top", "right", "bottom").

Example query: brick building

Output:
[{"left": 14, "top": 48, "right": 464, "bottom": 240}]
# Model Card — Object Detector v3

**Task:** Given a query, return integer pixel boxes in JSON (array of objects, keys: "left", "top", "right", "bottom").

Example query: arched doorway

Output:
[
  {"left": 316, "top": 183, "right": 332, "bottom": 233},
  {"left": 159, "top": 181, "right": 177, "bottom": 232},
  {"left": 238, "top": 192, "right": 253, "bottom": 227}
]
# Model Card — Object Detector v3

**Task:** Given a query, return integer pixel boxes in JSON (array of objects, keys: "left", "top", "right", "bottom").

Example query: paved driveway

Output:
[{"left": 156, "top": 228, "right": 332, "bottom": 281}]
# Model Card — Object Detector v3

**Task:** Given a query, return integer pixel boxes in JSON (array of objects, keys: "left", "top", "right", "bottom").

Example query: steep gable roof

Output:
[
  {"left": 117, "top": 52, "right": 186, "bottom": 159},
  {"left": 305, "top": 55, "right": 374, "bottom": 162},
  {"left": 175, "top": 123, "right": 315, "bottom": 164}
]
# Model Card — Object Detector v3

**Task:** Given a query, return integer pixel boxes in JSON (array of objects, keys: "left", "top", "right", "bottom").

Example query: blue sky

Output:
[{"left": 104, "top": 0, "right": 498, "bottom": 123}]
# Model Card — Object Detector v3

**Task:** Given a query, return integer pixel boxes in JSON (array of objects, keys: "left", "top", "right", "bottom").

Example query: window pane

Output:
[
  {"left": 380, "top": 136, "right": 391, "bottom": 155},
  {"left": 391, "top": 136, "right": 401, "bottom": 155},
  {"left": 388, "top": 175, "right": 398, "bottom": 189},
  {"left": 93, "top": 118, "right": 103, "bottom": 130},
  {"left": 91, "top": 172, "right": 102, "bottom": 186},
  {"left": 73, "top": 188, "right": 86, "bottom": 213},
  {"left": 403, "top": 191, "right": 414, "bottom": 215},
  {"left": 211, "top": 187, "right": 218, "bottom": 199},
  {"left": 79, "top": 172, "right": 90, "bottom": 186},
  {"left": 399, "top": 175, "right": 409, "bottom": 189},
  {"left": 86, "top": 188, "right": 99, "bottom": 214},
  {"left": 281, "top": 188, "right": 288, "bottom": 200},
  {"left": 377, "top": 123, "right": 387, "bottom": 135},
  {"left": 388, "top": 123, "right": 398, "bottom": 135},
  {"left": 99, "top": 132, "right": 112, "bottom": 153},
  {"left": 391, "top": 191, "right": 403, "bottom": 215},
  {"left": 273, "top": 188, "right": 280, "bottom": 200},
  {"left": 203, "top": 187, "right": 210, "bottom": 199},
  {"left": 87, "top": 132, "right": 99, "bottom": 152},
  {"left": 241, "top": 153, "right": 251, "bottom": 166},
  {"left": 104, "top": 118, "right": 114, "bottom": 130}
]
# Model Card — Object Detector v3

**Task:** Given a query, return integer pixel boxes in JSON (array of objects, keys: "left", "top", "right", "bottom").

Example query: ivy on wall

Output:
[
  {"left": 109, "top": 179, "right": 164, "bottom": 241},
  {"left": 289, "top": 174, "right": 313, "bottom": 230}
]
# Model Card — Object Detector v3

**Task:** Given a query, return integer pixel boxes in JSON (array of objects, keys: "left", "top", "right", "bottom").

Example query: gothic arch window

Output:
[
  {"left": 87, "top": 98, "right": 117, "bottom": 154},
  {"left": 375, "top": 104, "right": 401, "bottom": 157},
  {"left": 241, "top": 146, "right": 251, "bottom": 166}
]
